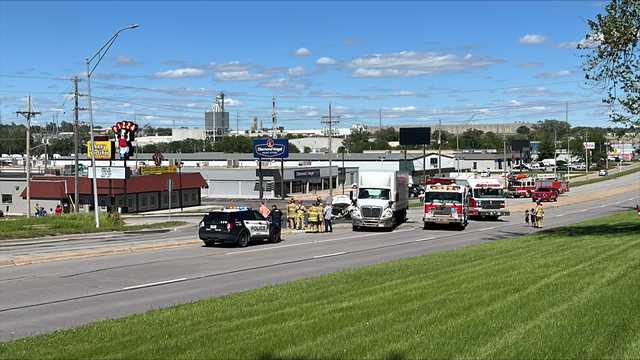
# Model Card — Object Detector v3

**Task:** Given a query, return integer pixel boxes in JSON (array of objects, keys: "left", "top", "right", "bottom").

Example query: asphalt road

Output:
[{"left": 0, "top": 173, "right": 638, "bottom": 341}]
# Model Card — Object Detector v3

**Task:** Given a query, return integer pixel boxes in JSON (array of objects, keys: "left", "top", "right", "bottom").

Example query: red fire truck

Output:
[
  {"left": 455, "top": 178, "right": 510, "bottom": 220},
  {"left": 507, "top": 174, "right": 536, "bottom": 198},
  {"left": 422, "top": 183, "right": 469, "bottom": 230}
]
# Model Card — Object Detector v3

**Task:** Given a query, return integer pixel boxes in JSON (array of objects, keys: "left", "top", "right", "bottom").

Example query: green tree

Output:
[
  {"left": 288, "top": 143, "right": 300, "bottom": 153},
  {"left": 581, "top": 0, "right": 640, "bottom": 127},
  {"left": 459, "top": 129, "right": 484, "bottom": 150},
  {"left": 516, "top": 125, "right": 531, "bottom": 135},
  {"left": 303, "top": 146, "right": 312, "bottom": 153}
]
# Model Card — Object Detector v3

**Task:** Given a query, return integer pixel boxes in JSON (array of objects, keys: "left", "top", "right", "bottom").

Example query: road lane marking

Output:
[
  {"left": 226, "top": 241, "right": 314, "bottom": 255},
  {"left": 414, "top": 237, "right": 436, "bottom": 242},
  {"left": 313, "top": 252, "right": 346, "bottom": 259},
  {"left": 122, "top": 278, "right": 188, "bottom": 291},
  {"left": 479, "top": 227, "right": 497, "bottom": 231}
]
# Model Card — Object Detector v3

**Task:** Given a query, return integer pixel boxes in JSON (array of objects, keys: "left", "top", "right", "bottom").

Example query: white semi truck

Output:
[{"left": 351, "top": 171, "right": 409, "bottom": 231}]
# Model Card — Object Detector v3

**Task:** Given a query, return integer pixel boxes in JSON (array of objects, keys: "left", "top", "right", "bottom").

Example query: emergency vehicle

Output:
[
  {"left": 507, "top": 174, "right": 536, "bottom": 198},
  {"left": 198, "top": 208, "right": 281, "bottom": 247},
  {"left": 422, "top": 183, "right": 468, "bottom": 230},
  {"left": 455, "top": 178, "right": 510, "bottom": 220},
  {"left": 535, "top": 174, "right": 569, "bottom": 194}
]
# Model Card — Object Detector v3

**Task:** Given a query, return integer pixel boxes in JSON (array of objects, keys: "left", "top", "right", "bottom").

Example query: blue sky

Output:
[{"left": 0, "top": 1, "right": 611, "bottom": 130}]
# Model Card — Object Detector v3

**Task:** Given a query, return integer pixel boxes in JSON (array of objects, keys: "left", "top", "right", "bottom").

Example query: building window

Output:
[
  {"left": 498, "top": 160, "right": 503, "bottom": 170},
  {"left": 473, "top": 162, "right": 477, "bottom": 170},
  {"left": 1, "top": 194, "right": 11, "bottom": 204},
  {"left": 430, "top": 158, "right": 438, "bottom": 168}
]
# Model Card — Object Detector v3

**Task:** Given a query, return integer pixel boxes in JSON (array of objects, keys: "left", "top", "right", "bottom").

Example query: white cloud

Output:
[
  {"left": 509, "top": 100, "right": 522, "bottom": 106},
  {"left": 556, "top": 36, "right": 600, "bottom": 49},
  {"left": 224, "top": 98, "right": 243, "bottom": 107},
  {"left": 316, "top": 57, "right": 338, "bottom": 65},
  {"left": 155, "top": 68, "right": 205, "bottom": 79},
  {"left": 349, "top": 50, "right": 503, "bottom": 78},
  {"left": 215, "top": 70, "right": 268, "bottom": 81},
  {"left": 305, "top": 110, "right": 319, "bottom": 117},
  {"left": 143, "top": 115, "right": 157, "bottom": 120},
  {"left": 294, "top": 47, "right": 311, "bottom": 56},
  {"left": 535, "top": 70, "right": 575, "bottom": 79},
  {"left": 115, "top": 55, "right": 139, "bottom": 65},
  {"left": 391, "top": 106, "right": 416, "bottom": 112},
  {"left": 209, "top": 61, "right": 251, "bottom": 72},
  {"left": 518, "top": 62, "right": 544, "bottom": 69},
  {"left": 393, "top": 90, "right": 416, "bottom": 96},
  {"left": 258, "top": 78, "right": 307, "bottom": 91},
  {"left": 519, "top": 34, "right": 548, "bottom": 45},
  {"left": 288, "top": 66, "right": 306, "bottom": 77},
  {"left": 186, "top": 103, "right": 198, "bottom": 108}
]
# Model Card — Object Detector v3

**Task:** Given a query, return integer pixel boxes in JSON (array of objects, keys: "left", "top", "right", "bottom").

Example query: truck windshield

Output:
[
  {"left": 474, "top": 188, "right": 504, "bottom": 198},
  {"left": 358, "top": 188, "right": 390, "bottom": 200},
  {"left": 425, "top": 192, "right": 462, "bottom": 203}
]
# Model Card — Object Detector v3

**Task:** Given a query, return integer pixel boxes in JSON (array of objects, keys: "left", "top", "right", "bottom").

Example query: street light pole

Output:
[{"left": 85, "top": 24, "right": 139, "bottom": 228}]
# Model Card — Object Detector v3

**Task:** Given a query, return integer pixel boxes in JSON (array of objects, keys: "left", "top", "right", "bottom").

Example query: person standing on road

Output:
[
  {"left": 324, "top": 203, "right": 333, "bottom": 233},
  {"left": 287, "top": 198, "right": 297, "bottom": 229},
  {"left": 525, "top": 209, "right": 530, "bottom": 225},
  {"left": 535, "top": 201, "right": 545, "bottom": 228},
  {"left": 530, "top": 207, "right": 537, "bottom": 227},
  {"left": 296, "top": 200, "right": 306, "bottom": 230},
  {"left": 259, "top": 201, "right": 270, "bottom": 219},
  {"left": 268, "top": 205, "right": 283, "bottom": 242}
]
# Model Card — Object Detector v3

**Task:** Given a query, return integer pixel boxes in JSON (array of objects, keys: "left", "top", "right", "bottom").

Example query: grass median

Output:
[
  {"left": 2, "top": 211, "right": 640, "bottom": 359},
  {"left": 0, "top": 213, "right": 186, "bottom": 240}
]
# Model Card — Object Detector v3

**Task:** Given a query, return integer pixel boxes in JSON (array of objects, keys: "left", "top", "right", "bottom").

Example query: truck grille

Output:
[
  {"left": 361, "top": 206, "right": 382, "bottom": 218},
  {"left": 480, "top": 200, "right": 503, "bottom": 209}
]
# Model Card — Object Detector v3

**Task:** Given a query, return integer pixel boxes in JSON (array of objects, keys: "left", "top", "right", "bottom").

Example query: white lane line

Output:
[
  {"left": 414, "top": 237, "right": 435, "bottom": 242},
  {"left": 598, "top": 204, "right": 607, "bottom": 208},
  {"left": 226, "top": 241, "right": 314, "bottom": 255},
  {"left": 479, "top": 226, "right": 497, "bottom": 231},
  {"left": 122, "top": 278, "right": 187, "bottom": 291},
  {"left": 313, "top": 252, "right": 346, "bottom": 259},
  {"left": 578, "top": 209, "right": 589, "bottom": 212}
]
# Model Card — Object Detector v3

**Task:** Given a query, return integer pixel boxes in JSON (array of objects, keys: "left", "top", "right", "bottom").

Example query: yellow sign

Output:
[
  {"left": 87, "top": 141, "right": 113, "bottom": 160},
  {"left": 139, "top": 165, "right": 177, "bottom": 176}
]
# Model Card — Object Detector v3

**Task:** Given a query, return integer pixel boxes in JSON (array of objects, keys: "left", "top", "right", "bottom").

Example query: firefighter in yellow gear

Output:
[
  {"left": 296, "top": 201, "right": 306, "bottom": 230},
  {"left": 287, "top": 198, "right": 297, "bottom": 229},
  {"left": 535, "top": 201, "right": 545, "bottom": 228},
  {"left": 306, "top": 203, "right": 319, "bottom": 233}
]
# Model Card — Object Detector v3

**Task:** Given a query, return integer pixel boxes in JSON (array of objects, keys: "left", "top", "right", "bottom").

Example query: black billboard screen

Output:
[{"left": 399, "top": 127, "right": 431, "bottom": 145}]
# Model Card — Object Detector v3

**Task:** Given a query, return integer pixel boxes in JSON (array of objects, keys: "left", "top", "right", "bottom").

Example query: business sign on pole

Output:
[
  {"left": 253, "top": 138, "right": 289, "bottom": 159},
  {"left": 111, "top": 121, "right": 138, "bottom": 160},
  {"left": 583, "top": 142, "right": 595, "bottom": 150},
  {"left": 86, "top": 141, "right": 114, "bottom": 160},
  {"left": 87, "top": 166, "right": 127, "bottom": 179}
]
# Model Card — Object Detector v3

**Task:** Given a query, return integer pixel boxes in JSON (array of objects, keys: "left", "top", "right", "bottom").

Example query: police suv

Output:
[{"left": 198, "top": 208, "right": 281, "bottom": 247}]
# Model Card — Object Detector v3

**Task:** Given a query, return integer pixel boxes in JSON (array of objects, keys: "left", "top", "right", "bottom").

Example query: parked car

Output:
[
  {"left": 599, "top": 169, "right": 608, "bottom": 176},
  {"left": 531, "top": 187, "right": 559, "bottom": 202},
  {"left": 198, "top": 208, "right": 280, "bottom": 247}
]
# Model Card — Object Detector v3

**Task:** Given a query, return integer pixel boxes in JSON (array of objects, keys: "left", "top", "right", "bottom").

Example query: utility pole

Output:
[
  {"left": 553, "top": 128, "right": 557, "bottom": 177},
  {"left": 503, "top": 133, "right": 508, "bottom": 188},
  {"left": 236, "top": 111, "right": 239, "bottom": 136},
  {"left": 72, "top": 76, "right": 84, "bottom": 212},
  {"left": 321, "top": 103, "right": 340, "bottom": 197},
  {"left": 584, "top": 130, "right": 589, "bottom": 177},
  {"left": 16, "top": 96, "right": 40, "bottom": 218},
  {"left": 566, "top": 102, "right": 570, "bottom": 182},
  {"left": 378, "top": 109, "right": 382, "bottom": 132},
  {"left": 272, "top": 96, "right": 277, "bottom": 139},
  {"left": 438, "top": 119, "right": 442, "bottom": 177}
]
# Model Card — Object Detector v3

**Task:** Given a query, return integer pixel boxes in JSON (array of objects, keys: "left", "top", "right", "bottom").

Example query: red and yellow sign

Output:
[
  {"left": 139, "top": 165, "right": 177, "bottom": 176},
  {"left": 87, "top": 141, "right": 114, "bottom": 160}
]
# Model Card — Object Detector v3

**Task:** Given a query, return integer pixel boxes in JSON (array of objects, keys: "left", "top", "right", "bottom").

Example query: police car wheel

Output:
[
  {"left": 352, "top": 225, "right": 360, "bottom": 232},
  {"left": 237, "top": 232, "right": 250, "bottom": 247}
]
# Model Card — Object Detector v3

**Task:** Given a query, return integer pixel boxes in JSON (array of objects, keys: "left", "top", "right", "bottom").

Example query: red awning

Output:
[{"left": 22, "top": 172, "right": 208, "bottom": 199}]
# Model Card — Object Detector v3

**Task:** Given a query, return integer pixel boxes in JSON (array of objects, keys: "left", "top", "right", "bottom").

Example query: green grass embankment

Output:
[
  {"left": 2, "top": 211, "right": 640, "bottom": 359},
  {"left": 0, "top": 213, "right": 186, "bottom": 240}
]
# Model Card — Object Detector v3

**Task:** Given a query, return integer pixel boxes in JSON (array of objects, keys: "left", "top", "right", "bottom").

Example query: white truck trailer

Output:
[{"left": 351, "top": 171, "right": 409, "bottom": 231}]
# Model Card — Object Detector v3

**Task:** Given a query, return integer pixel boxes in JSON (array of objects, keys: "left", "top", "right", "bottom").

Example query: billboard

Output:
[
  {"left": 253, "top": 138, "right": 289, "bottom": 159},
  {"left": 112, "top": 121, "right": 138, "bottom": 160},
  {"left": 87, "top": 140, "right": 114, "bottom": 160},
  {"left": 399, "top": 127, "right": 431, "bottom": 146},
  {"left": 583, "top": 142, "right": 595, "bottom": 150},
  {"left": 294, "top": 169, "right": 321, "bottom": 179}
]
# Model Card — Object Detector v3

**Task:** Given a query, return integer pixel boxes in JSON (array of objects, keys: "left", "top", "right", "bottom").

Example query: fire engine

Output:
[
  {"left": 507, "top": 174, "right": 536, "bottom": 198},
  {"left": 455, "top": 178, "right": 510, "bottom": 220},
  {"left": 422, "top": 183, "right": 468, "bottom": 230}
]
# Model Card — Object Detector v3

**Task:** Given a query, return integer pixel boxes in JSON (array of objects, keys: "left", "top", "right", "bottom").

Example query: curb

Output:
[{"left": 1, "top": 239, "right": 202, "bottom": 268}]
